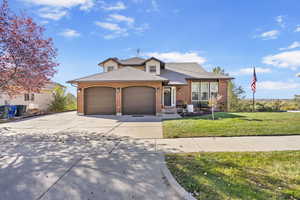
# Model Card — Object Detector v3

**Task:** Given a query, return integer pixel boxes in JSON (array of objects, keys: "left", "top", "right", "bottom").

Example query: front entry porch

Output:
[
  {"left": 162, "top": 86, "right": 177, "bottom": 114},
  {"left": 163, "top": 86, "right": 176, "bottom": 107}
]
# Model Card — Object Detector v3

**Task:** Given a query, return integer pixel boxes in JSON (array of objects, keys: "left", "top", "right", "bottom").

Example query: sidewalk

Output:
[{"left": 135, "top": 135, "right": 300, "bottom": 153}]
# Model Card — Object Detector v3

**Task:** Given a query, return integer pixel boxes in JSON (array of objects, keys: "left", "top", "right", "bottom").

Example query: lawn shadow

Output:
[
  {"left": 170, "top": 112, "right": 245, "bottom": 121},
  {"left": 240, "top": 118, "right": 263, "bottom": 122}
]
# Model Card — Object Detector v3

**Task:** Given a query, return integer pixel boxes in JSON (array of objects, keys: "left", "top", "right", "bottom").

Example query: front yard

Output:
[
  {"left": 166, "top": 151, "right": 300, "bottom": 200},
  {"left": 163, "top": 112, "right": 300, "bottom": 138}
]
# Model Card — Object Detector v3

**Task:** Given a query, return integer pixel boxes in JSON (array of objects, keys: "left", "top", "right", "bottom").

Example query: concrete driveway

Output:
[{"left": 0, "top": 112, "right": 180, "bottom": 200}]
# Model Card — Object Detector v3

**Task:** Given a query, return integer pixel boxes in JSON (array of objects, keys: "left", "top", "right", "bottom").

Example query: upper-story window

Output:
[
  {"left": 24, "top": 93, "right": 34, "bottom": 101},
  {"left": 149, "top": 66, "right": 156, "bottom": 73},
  {"left": 107, "top": 66, "right": 114, "bottom": 72},
  {"left": 24, "top": 94, "right": 29, "bottom": 101}
]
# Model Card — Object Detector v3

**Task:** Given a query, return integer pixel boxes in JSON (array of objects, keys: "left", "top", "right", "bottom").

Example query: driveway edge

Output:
[{"left": 161, "top": 155, "right": 196, "bottom": 200}]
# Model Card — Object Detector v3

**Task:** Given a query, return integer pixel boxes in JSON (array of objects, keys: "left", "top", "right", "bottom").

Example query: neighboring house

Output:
[
  {"left": 0, "top": 82, "right": 60, "bottom": 111},
  {"left": 68, "top": 57, "right": 233, "bottom": 115}
]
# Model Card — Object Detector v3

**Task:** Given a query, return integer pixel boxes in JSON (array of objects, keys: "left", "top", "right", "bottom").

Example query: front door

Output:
[{"left": 164, "top": 88, "right": 172, "bottom": 106}]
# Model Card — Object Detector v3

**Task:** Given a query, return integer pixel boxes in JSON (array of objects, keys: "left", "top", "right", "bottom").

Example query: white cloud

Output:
[
  {"left": 101, "top": 1, "right": 126, "bottom": 11},
  {"left": 95, "top": 22, "right": 123, "bottom": 31},
  {"left": 79, "top": 0, "right": 94, "bottom": 10},
  {"left": 25, "top": 0, "right": 94, "bottom": 21},
  {"left": 146, "top": 0, "right": 159, "bottom": 12},
  {"left": 108, "top": 14, "right": 134, "bottom": 25},
  {"left": 262, "top": 50, "right": 300, "bottom": 70},
  {"left": 59, "top": 29, "right": 80, "bottom": 38},
  {"left": 134, "top": 23, "right": 150, "bottom": 33},
  {"left": 295, "top": 25, "right": 300, "bottom": 32},
  {"left": 37, "top": 7, "right": 68, "bottom": 20},
  {"left": 24, "top": 0, "right": 94, "bottom": 9},
  {"left": 279, "top": 41, "right": 300, "bottom": 51},
  {"left": 259, "top": 30, "right": 280, "bottom": 40},
  {"left": 151, "top": 0, "right": 159, "bottom": 11},
  {"left": 296, "top": 73, "right": 300, "bottom": 77},
  {"left": 103, "top": 33, "right": 128, "bottom": 40},
  {"left": 275, "top": 15, "right": 285, "bottom": 28},
  {"left": 231, "top": 67, "right": 272, "bottom": 76},
  {"left": 95, "top": 21, "right": 128, "bottom": 39},
  {"left": 145, "top": 51, "right": 206, "bottom": 64},
  {"left": 258, "top": 81, "right": 300, "bottom": 90}
]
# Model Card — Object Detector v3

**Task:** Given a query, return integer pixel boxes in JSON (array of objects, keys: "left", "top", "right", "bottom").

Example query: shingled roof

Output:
[
  {"left": 68, "top": 67, "right": 168, "bottom": 83},
  {"left": 165, "top": 62, "right": 232, "bottom": 80},
  {"left": 71, "top": 57, "right": 232, "bottom": 84},
  {"left": 118, "top": 57, "right": 146, "bottom": 65}
]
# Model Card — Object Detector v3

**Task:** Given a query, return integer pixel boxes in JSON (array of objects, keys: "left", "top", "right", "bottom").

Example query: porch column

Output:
[
  {"left": 156, "top": 86, "right": 162, "bottom": 115},
  {"left": 116, "top": 87, "right": 122, "bottom": 116},
  {"left": 77, "top": 86, "right": 84, "bottom": 115}
]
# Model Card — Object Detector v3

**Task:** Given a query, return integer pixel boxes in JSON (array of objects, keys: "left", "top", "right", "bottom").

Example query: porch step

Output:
[
  {"left": 160, "top": 113, "right": 182, "bottom": 120},
  {"left": 162, "top": 107, "right": 177, "bottom": 114}
]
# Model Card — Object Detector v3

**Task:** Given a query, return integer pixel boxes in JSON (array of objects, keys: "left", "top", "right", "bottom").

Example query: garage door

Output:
[
  {"left": 84, "top": 87, "right": 116, "bottom": 115},
  {"left": 122, "top": 87, "right": 156, "bottom": 115}
]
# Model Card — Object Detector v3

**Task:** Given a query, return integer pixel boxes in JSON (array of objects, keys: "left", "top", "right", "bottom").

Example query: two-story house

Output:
[{"left": 67, "top": 57, "right": 232, "bottom": 115}]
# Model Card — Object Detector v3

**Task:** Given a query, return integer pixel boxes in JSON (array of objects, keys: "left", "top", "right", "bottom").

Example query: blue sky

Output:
[{"left": 10, "top": 0, "right": 300, "bottom": 98}]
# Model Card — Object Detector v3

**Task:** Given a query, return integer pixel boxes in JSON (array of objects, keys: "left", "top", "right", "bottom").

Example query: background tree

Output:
[
  {"left": 49, "top": 86, "right": 76, "bottom": 112},
  {"left": 0, "top": 0, "right": 58, "bottom": 95},
  {"left": 212, "top": 66, "right": 246, "bottom": 112}
]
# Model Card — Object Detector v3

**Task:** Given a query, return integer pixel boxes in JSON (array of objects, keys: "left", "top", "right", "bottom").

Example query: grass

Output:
[
  {"left": 163, "top": 112, "right": 300, "bottom": 138},
  {"left": 166, "top": 151, "right": 300, "bottom": 200}
]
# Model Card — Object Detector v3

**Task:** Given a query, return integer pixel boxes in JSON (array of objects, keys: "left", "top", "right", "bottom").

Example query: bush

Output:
[
  {"left": 49, "top": 86, "right": 76, "bottom": 112},
  {"left": 232, "top": 99, "right": 300, "bottom": 112}
]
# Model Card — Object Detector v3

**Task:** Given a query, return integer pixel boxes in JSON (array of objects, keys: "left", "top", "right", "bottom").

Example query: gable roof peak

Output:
[{"left": 67, "top": 66, "right": 168, "bottom": 83}]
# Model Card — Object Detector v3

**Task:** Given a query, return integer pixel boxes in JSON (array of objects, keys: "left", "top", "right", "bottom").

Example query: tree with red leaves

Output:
[{"left": 0, "top": 0, "right": 58, "bottom": 96}]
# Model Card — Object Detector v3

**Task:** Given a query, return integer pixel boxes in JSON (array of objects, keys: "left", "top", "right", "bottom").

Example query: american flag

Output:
[{"left": 251, "top": 67, "right": 257, "bottom": 93}]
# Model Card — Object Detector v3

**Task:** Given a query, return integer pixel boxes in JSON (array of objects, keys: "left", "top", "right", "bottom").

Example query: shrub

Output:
[{"left": 49, "top": 86, "right": 76, "bottom": 112}]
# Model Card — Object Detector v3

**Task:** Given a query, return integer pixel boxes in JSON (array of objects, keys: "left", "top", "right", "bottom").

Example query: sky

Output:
[{"left": 9, "top": 0, "right": 300, "bottom": 99}]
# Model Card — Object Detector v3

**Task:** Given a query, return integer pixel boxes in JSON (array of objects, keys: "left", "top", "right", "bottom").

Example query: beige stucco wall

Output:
[
  {"left": 102, "top": 60, "right": 119, "bottom": 72},
  {"left": 145, "top": 59, "right": 161, "bottom": 75},
  {"left": 101, "top": 59, "right": 160, "bottom": 74},
  {"left": 0, "top": 90, "right": 54, "bottom": 111}
]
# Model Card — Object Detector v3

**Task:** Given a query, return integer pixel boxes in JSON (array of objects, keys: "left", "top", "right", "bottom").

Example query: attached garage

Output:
[
  {"left": 122, "top": 86, "right": 156, "bottom": 115},
  {"left": 84, "top": 87, "right": 116, "bottom": 115}
]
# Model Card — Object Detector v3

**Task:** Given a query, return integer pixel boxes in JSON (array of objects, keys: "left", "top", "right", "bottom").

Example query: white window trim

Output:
[
  {"left": 149, "top": 66, "right": 156, "bottom": 73},
  {"left": 191, "top": 82, "right": 219, "bottom": 103},
  {"left": 105, "top": 65, "right": 117, "bottom": 72},
  {"left": 163, "top": 86, "right": 176, "bottom": 107},
  {"left": 146, "top": 63, "right": 160, "bottom": 75},
  {"left": 171, "top": 87, "right": 176, "bottom": 106}
]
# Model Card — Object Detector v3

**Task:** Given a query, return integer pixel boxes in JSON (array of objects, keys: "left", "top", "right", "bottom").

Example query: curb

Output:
[{"left": 161, "top": 156, "right": 196, "bottom": 200}]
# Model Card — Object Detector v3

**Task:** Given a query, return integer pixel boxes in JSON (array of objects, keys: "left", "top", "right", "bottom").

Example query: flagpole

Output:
[
  {"left": 252, "top": 65, "right": 256, "bottom": 112},
  {"left": 252, "top": 91, "right": 255, "bottom": 112}
]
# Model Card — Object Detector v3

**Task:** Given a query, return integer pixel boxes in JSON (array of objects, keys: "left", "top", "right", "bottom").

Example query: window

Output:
[
  {"left": 192, "top": 82, "right": 219, "bottom": 103},
  {"left": 210, "top": 82, "right": 218, "bottom": 99},
  {"left": 149, "top": 66, "right": 156, "bottom": 73},
  {"left": 107, "top": 66, "right": 114, "bottom": 72},
  {"left": 24, "top": 93, "right": 34, "bottom": 101},
  {"left": 201, "top": 82, "right": 209, "bottom": 100},
  {"left": 31, "top": 94, "right": 35, "bottom": 101},
  {"left": 192, "top": 82, "right": 201, "bottom": 101},
  {"left": 24, "top": 94, "right": 29, "bottom": 101}
]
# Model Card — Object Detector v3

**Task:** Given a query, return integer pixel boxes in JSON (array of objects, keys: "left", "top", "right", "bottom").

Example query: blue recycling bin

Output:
[{"left": 8, "top": 105, "right": 17, "bottom": 118}]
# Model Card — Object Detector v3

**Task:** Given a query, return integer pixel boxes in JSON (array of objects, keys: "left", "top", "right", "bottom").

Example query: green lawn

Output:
[
  {"left": 163, "top": 112, "right": 300, "bottom": 138},
  {"left": 166, "top": 151, "right": 300, "bottom": 200}
]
